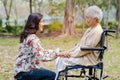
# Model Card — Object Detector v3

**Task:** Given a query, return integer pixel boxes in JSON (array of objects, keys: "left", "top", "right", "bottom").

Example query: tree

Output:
[
  {"left": 49, "top": 0, "right": 65, "bottom": 16},
  {"left": 75, "top": 0, "right": 90, "bottom": 34},
  {"left": 13, "top": 0, "right": 18, "bottom": 25},
  {"left": 61, "top": 0, "right": 76, "bottom": 37},
  {"left": 2, "top": 0, "right": 13, "bottom": 25},
  {"left": 30, "top": 0, "right": 32, "bottom": 13},
  {"left": 111, "top": 0, "right": 120, "bottom": 38},
  {"left": 106, "top": 0, "right": 111, "bottom": 29},
  {"left": 116, "top": 0, "right": 120, "bottom": 38}
]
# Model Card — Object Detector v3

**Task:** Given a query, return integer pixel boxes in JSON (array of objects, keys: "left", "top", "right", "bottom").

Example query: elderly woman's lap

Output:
[{"left": 55, "top": 57, "right": 80, "bottom": 72}]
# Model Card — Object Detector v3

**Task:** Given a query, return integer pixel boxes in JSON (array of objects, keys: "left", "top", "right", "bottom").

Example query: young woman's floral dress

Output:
[{"left": 13, "top": 34, "right": 58, "bottom": 76}]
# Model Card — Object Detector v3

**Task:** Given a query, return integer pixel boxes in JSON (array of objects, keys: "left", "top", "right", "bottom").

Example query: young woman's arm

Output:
[{"left": 31, "top": 36, "right": 59, "bottom": 61}]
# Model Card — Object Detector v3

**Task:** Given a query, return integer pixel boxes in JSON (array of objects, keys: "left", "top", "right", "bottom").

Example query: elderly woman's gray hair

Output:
[{"left": 85, "top": 5, "right": 103, "bottom": 22}]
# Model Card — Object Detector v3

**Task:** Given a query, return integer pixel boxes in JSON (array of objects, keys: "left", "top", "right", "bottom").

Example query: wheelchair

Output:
[{"left": 57, "top": 29, "right": 116, "bottom": 80}]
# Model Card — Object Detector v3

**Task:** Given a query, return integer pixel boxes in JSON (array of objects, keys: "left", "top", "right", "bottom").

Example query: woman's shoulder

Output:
[
  {"left": 27, "top": 34, "right": 39, "bottom": 41},
  {"left": 28, "top": 34, "right": 36, "bottom": 37},
  {"left": 93, "top": 24, "right": 103, "bottom": 32},
  {"left": 88, "top": 25, "right": 103, "bottom": 36},
  {"left": 97, "top": 25, "right": 103, "bottom": 32}
]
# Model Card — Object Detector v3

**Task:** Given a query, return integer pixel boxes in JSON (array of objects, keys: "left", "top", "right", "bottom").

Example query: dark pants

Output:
[{"left": 14, "top": 68, "right": 56, "bottom": 80}]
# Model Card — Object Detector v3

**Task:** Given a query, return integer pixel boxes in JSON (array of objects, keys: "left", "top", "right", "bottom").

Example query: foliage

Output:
[
  {"left": 0, "top": 27, "right": 2, "bottom": 32},
  {"left": 76, "top": 21, "right": 88, "bottom": 28},
  {"left": 11, "top": 26, "right": 23, "bottom": 36},
  {"left": 100, "top": 21, "right": 105, "bottom": 27},
  {"left": 0, "top": 19, "right": 2, "bottom": 32},
  {"left": 108, "top": 21, "right": 117, "bottom": 29},
  {"left": 5, "top": 25, "right": 12, "bottom": 32},
  {"left": 48, "top": 21, "right": 62, "bottom": 33},
  {"left": 96, "top": 21, "right": 117, "bottom": 29},
  {"left": 0, "top": 19, "right": 2, "bottom": 27},
  {"left": 5, "top": 25, "right": 23, "bottom": 36},
  {"left": 49, "top": 0, "right": 65, "bottom": 16}
]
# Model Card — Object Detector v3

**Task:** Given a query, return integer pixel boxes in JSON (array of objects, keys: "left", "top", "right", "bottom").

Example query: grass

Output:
[
  {"left": 104, "top": 37, "right": 120, "bottom": 80},
  {"left": 0, "top": 35, "right": 120, "bottom": 80}
]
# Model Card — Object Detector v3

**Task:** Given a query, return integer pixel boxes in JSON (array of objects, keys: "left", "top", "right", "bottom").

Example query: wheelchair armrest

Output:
[{"left": 81, "top": 47, "right": 105, "bottom": 51}]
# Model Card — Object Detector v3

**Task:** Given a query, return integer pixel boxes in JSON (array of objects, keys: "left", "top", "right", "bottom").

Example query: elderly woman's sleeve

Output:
[
  {"left": 32, "top": 37, "right": 59, "bottom": 61},
  {"left": 71, "top": 30, "right": 102, "bottom": 57}
]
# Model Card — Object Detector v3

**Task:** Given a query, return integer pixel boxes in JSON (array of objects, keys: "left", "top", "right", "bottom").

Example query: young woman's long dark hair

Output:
[{"left": 20, "top": 13, "right": 43, "bottom": 43}]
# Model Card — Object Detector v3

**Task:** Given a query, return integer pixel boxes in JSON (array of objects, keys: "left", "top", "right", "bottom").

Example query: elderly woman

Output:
[{"left": 55, "top": 5, "right": 103, "bottom": 79}]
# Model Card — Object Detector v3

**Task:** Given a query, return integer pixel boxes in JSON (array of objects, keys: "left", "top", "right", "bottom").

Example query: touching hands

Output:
[{"left": 57, "top": 51, "right": 71, "bottom": 58}]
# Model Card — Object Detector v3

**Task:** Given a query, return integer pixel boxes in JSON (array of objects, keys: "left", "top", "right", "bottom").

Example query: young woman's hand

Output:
[{"left": 57, "top": 51, "right": 71, "bottom": 58}]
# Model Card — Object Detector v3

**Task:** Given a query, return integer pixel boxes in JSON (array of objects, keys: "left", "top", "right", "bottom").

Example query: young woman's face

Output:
[{"left": 39, "top": 20, "right": 44, "bottom": 32}]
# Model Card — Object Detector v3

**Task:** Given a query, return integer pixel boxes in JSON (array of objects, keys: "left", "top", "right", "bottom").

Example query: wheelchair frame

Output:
[{"left": 57, "top": 29, "right": 115, "bottom": 80}]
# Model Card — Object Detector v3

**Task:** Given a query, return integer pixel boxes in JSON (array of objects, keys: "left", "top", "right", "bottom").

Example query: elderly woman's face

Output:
[{"left": 85, "top": 14, "right": 98, "bottom": 27}]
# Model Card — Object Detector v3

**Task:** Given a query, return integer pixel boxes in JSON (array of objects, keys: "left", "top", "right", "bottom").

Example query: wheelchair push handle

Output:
[
  {"left": 104, "top": 30, "right": 116, "bottom": 33},
  {"left": 103, "top": 30, "right": 116, "bottom": 37}
]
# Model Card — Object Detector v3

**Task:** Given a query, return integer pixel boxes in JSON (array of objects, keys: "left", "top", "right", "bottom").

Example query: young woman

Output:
[{"left": 13, "top": 13, "right": 69, "bottom": 80}]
